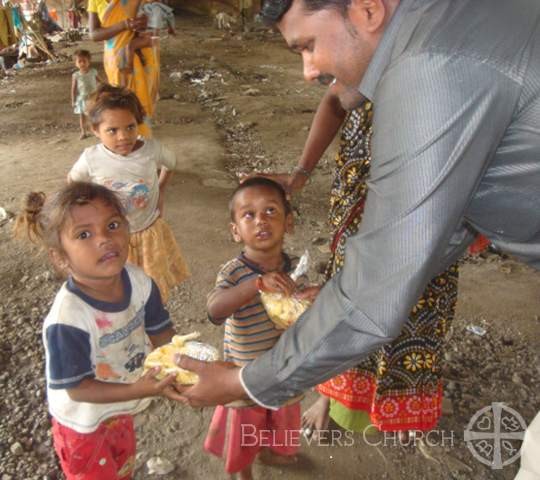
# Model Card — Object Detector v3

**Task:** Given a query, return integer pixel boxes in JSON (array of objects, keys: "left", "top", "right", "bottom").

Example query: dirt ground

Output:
[{"left": 0, "top": 11, "right": 539, "bottom": 480}]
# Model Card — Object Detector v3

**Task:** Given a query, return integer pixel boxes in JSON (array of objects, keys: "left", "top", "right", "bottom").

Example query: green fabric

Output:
[{"left": 329, "top": 399, "right": 374, "bottom": 433}]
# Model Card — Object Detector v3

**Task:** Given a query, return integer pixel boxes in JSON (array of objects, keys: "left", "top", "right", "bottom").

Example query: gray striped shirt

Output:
[{"left": 242, "top": 0, "right": 540, "bottom": 407}]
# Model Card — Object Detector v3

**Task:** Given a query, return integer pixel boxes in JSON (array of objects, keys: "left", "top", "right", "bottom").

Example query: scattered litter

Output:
[
  {"left": 466, "top": 325, "right": 487, "bottom": 336},
  {"left": 0, "top": 207, "right": 14, "bottom": 227},
  {"left": 146, "top": 457, "right": 174, "bottom": 475},
  {"left": 244, "top": 87, "right": 260, "bottom": 96}
]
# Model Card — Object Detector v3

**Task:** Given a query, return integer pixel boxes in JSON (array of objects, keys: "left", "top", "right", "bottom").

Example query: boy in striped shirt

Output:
[{"left": 203, "top": 177, "right": 318, "bottom": 480}]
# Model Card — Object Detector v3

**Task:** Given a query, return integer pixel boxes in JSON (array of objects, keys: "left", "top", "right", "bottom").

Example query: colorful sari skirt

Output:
[
  {"left": 316, "top": 101, "right": 459, "bottom": 432},
  {"left": 127, "top": 218, "right": 190, "bottom": 303}
]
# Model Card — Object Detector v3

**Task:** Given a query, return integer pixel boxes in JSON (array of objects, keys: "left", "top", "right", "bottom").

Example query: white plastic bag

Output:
[
  {"left": 143, "top": 332, "right": 219, "bottom": 384},
  {"left": 260, "top": 251, "right": 312, "bottom": 330}
]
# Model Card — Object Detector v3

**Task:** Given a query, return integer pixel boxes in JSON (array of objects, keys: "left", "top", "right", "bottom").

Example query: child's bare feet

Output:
[
  {"left": 301, "top": 395, "right": 330, "bottom": 439},
  {"left": 257, "top": 447, "right": 298, "bottom": 466}
]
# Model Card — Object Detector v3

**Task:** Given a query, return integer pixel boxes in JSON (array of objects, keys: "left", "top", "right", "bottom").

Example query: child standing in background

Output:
[
  {"left": 14, "top": 182, "right": 183, "bottom": 480},
  {"left": 71, "top": 49, "right": 103, "bottom": 139},
  {"left": 68, "top": 84, "right": 190, "bottom": 302},
  {"left": 205, "top": 177, "right": 318, "bottom": 480}
]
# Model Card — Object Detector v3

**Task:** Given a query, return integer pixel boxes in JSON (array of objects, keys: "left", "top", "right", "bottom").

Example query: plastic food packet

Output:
[
  {"left": 143, "top": 332, "right": 219, "bottom": 384},
  {"left": 260, "top": 251, "right": 312, "bottom": 330}
]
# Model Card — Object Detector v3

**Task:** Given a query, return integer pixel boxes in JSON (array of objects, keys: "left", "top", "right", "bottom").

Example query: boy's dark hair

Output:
[
  {"left": 87, "top": 83, "right": 146, "bottom": 126},
  {"left": 73, "top": 49, "right": 91, "bottom": 60},
  {"left": 260, "top": 0, "right": 351, "bottom": 25},
  {"left": 229, "top": 177, "right": 291, "bottom": 220}
]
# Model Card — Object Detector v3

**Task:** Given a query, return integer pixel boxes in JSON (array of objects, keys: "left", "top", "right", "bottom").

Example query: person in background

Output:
[
  {"left": 88, "top": 0, "right": 158, "bottom": 137},
  {"left": 71, "top": 49, "right": 104, "bottom": 139}
]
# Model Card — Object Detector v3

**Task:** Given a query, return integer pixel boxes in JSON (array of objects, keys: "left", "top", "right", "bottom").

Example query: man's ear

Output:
[
  {"left": 285, "top": 212, "right": 294, "bottom": 234},
  {"left": 230, "top": 222, "right": 242, "bottom": 243},
  {"left": 348, "top": 0, "right": 387, "bottom": 33}
]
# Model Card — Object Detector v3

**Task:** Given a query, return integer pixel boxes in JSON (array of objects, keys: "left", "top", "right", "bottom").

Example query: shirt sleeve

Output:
[
  {"left": 154, "top": 140, "right": 176, "bottom": 171},
  {"left": 46, "top": 324, "right": 94, "bottom": 389},
  {"left": 68, "top": 152, "right": 91, "bottom": 182},
  {"left": 144, "top": 280, "right": 172, "bottom": 335},
  {"left": 241, "top": 52, "right": 520, "bottom": 407}
]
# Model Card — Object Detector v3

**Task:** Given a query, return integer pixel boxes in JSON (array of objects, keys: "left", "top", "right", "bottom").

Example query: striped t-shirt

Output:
[{"left": 210, "top": 252, "right": 301, "bottom": 367}]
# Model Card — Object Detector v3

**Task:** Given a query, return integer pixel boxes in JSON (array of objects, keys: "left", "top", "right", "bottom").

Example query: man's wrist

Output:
[{"left": 239, "top": 365, "right": 278, "bottom": 410}]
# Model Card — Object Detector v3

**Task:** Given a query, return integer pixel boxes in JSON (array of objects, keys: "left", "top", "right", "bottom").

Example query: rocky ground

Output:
[{"left": 0, "top": 11, "right": 539, "bottom": 480}]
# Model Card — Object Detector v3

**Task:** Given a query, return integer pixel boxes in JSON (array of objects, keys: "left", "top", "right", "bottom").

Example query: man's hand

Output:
[{"left": 173, "top": 356, "right": 247, "bottom": 407}]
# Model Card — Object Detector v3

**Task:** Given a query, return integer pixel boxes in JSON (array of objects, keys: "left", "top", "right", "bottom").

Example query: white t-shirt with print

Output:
[
  {"left": 69, "top": 138, "right": 176, "bottom": 232},
  {"left": 43, "top": 264, "right": 172, "bottom": 433}
]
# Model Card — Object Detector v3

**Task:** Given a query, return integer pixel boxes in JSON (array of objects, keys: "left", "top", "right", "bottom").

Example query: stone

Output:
[
  {"left": 146, "top": 457, "right": 174, "bottom": 475},
  {"left": 10, "top": 441, "right": 23, "bottom": 456}
]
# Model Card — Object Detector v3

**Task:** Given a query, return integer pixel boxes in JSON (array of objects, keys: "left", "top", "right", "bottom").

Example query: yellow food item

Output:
[
  {"left": 260, "top": 292, "right": 311, "bottom": 330},
  {"left": 143, "top": 332, "right": 219, "bottom": 384}
]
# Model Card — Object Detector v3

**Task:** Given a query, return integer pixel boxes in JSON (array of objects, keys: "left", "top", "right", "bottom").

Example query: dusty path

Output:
[{"left": 0, "top": 11, "right": 538, "bottom": 480}]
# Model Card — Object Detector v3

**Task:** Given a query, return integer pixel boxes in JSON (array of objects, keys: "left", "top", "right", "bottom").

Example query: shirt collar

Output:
[
  {"left": 238, "top": 251, "right": 292, "bottom": 275},
  {"left": 66, "top": 268, "right": 131, "bottom": 312},
  {"left": 358, "top": 0, "right": 412, "bottom": 100}
]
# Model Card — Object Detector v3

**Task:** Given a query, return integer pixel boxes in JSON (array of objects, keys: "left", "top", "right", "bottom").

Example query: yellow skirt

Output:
[{"left": 127, "top": 218, "right": 190, "bottom": 303}]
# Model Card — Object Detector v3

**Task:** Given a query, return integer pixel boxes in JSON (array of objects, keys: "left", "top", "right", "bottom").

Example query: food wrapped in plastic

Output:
[
  {"left": 260, "top": 291, "right": 311, "bottom": 330},
  {"left": 143, "top": 332, "right": 219, "bottom": 384},
  {"left": 260, "top": 251, "right": 312, "bottom": 330}
]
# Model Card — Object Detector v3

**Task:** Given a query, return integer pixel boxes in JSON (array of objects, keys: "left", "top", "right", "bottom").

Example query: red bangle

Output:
[{"left": 255, "top": 274, "right": 264, "bottom": 292}]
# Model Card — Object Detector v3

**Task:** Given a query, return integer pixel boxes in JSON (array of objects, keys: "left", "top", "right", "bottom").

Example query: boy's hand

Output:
[
  {"left": 259, "top": 272, "right": 297, "bottom": 296},
  {"left": 295, "top": 285, "right": 321, "bottom": 303}
]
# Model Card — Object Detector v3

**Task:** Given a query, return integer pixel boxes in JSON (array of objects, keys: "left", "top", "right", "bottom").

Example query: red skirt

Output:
[{"left": 204, "top": 403, "right": 301, "bottom": 473}]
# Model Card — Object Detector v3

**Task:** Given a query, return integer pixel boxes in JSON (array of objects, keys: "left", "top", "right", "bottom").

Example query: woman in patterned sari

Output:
[
  {"left": 88, "top": 0, "right": 158, "bottom": 137},
  {"left": 271, "top": 88, "right": 459, "bottom": 438}
]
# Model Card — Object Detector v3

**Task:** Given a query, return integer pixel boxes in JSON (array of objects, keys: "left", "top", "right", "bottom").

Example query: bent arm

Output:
[
  {"left": 88, "top": 12, "right": 128, "bottom": 42},
  {"left": 299, "top": 85, "right": 347, "bottom": 173},
  {"left": 207, "top": 279, "right": 259, "bottom": 323},
  {"left": 67, "top": 377, "right": 145, "bottom": 403},
  {"left": 290, "top": 85, "right": 347, "bottom": 192},
  {"left": 241, "top": 54, "right": 520, "bottom": 407},
  {"left": 158, "top": 166, "right": 173, "bottom": 191}
]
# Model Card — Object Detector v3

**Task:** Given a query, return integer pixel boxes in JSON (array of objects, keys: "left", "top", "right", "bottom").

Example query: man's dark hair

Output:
[
  {"left": 260, "top": 0, "right": 351, "bottom": 25},
  {"left": 229, "top": 177, "right": 292, "bottom": 221}
]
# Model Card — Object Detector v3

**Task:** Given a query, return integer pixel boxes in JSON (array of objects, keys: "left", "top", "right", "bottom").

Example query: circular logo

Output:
[{"left": 464, "top": 403, "right": 526, "bottom": 469}]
